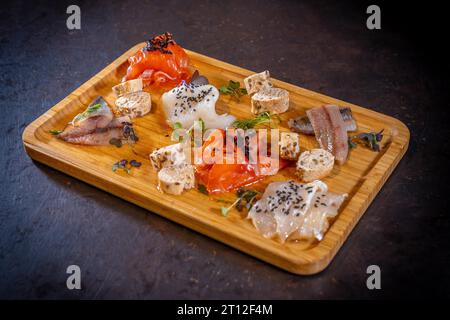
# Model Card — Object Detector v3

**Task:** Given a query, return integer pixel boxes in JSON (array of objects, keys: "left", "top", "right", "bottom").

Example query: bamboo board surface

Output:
[{"left": 22, "top": 43, "right": 409, "bottom": 275}]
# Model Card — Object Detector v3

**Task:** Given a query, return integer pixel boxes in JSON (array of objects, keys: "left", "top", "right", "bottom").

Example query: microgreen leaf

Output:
[
  {"left": 198, "top": 184, "right": 209, "bottom": 195},
  {"left": 220, "top": 207, "right": 230, "bottom": 217},
  {"left": 48, "top": 129, "right": 63, "bottom": 135},
  {"left": 220, "top": 188, "right": 260, "bottom": 217},
  {"left": 220, "top": 80, "right": 248, "bottom": 101},
  {"left": 348, "top": 129, "right": 384, "bottom": 152},
  {"left": 72, "top": 103, "right": 102, "bottom": 124},
  {"left": 130, "top": 160, "right": 142, "bottom": 168},
  {"left": 232, "top": 112, "right": 278, "bottom": 130},
  {"left": 112, "top": 159, "right": 141, "bottom": 174},
  {"left": 173, "top": 122, "right": 183, "bottom": 129}
]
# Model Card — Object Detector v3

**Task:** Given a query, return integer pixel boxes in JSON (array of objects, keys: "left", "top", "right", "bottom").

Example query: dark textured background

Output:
[{"left": 1, "top": 0, "right": 449, "bottom": 299}]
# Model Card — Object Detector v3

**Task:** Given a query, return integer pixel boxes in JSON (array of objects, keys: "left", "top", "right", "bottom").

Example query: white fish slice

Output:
[
  {"left": 161, "top": 81, "right": 235, "bottom": 130},
  {"left": 297, "top": 191, "right": 347, "bottom": 241},
  {"left": 248, "top": 180, "right": 346, "bottom": 242}
]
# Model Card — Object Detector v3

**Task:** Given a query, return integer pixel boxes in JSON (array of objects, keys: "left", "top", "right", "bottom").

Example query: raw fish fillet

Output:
[
  {"left": 58, "top": 96, "right": 132, "bottom": 145},
  {"left": 306, "top": 105, "right": 349, "bottom": 164},
  {"left": 324, "top": 105, "right": 349, "bottom": 164},
  {"left": 61, "top": 127, "right": 124, "bottom": 145},
  {"left": 247, "top": 180, "right": 346, "bottom": 242},
  {"left": 59, "top": 96, "right": 113, "bottom": 140},
  {"left": 288, "top": 107, "right": 357, "bottom": 135},
  {"left": 306, "top": 107, "right": 334, "bottom": 152}
]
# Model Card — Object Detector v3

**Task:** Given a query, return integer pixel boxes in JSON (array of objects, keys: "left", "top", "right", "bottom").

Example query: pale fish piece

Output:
[
  {"left": 296, "top": 191, "right": 347, "bottom": 241},
  {"left": 248, "top": 180, "right": 327, "bottom": 242},
  {"left": 248, "top": 180, "right": 346, "bottom": 242},
  {"left": 161, "top": 81, "right": 235, "bottom": 130}
]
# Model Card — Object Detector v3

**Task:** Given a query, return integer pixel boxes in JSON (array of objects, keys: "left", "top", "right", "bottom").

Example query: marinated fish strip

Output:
[
  {"left": 58, "top": 96, "right": 133, "bottom": 145},
  {"left": 305, "top": 105, "right": 349, "bottom": 164},
  {"left": 288, "top": 107, "right": 357, "bottom": 135}
]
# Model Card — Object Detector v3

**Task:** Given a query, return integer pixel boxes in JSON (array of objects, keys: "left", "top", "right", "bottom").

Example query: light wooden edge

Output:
[{"left": 22, "top": 43, "right": 410, "bottom": 275}]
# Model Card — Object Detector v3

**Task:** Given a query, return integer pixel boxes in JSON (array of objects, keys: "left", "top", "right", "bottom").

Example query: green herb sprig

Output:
[
  {"left": 348, "top": 129, "right": 384, "bottom": 152},
  {"left": 220, "top": 80, "right": 247, "bottom": 102},
  {"left": 232, "top": 112, "right": 279, "bottom": 130},
  {"left": 171, "top": 119, "right": 205, "bottom": 142},
  {"left": 220, "top": 188, "right": 260, "bottom": 217},
  {"left": 71, "top": 103, "right": 102, "bottom": 124},
  {"left": 48, "top": 129, "right": 63, "bottom": 135},
  {"left": 197, "top": 184, "right": 209, "bottom": 195}
]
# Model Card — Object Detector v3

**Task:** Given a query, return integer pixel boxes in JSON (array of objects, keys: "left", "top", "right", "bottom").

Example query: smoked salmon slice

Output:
[{"left": 123, "top": 32, "right": 191, "bottom": 90}]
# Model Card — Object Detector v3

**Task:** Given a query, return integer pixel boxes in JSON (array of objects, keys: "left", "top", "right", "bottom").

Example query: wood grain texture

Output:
[{"left": 22, "top": 43, "right": 410, "bottom": 275}]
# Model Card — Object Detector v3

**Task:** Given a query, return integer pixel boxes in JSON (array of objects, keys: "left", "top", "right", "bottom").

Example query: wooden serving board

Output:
[{"left": 22, "top": 43, "right": 409, "bottom": 275}]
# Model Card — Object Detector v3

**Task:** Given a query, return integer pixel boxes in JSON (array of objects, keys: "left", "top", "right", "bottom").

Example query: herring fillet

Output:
[
  {"left": 58, "top": 96, "right": 114, "bottom": 140},
  {"left": 324, "top": 105, "right": 349, "bottom": 164},
  {"left": 61, "top": 127, "right": 124, "bottom": 145},
  {"left": 58, "top": 96, "right": 132, "bottom": 145},
  {"left": 306, "top": 107, "right": 334, "bottom": 152},
  {"left": 306, "top": 105, "right": 349, "bottom": 164},
  {"left": 288, "top": 107, "right": 357, "bottom": 135}
]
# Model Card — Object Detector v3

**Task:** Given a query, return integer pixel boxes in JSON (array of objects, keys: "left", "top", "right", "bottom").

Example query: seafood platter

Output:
[{"left": 23, "top": 33, "right": 409, "bottom": 274}]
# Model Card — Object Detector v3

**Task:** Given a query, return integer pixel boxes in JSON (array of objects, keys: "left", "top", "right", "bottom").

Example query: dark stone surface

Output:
[{"left": 1, "top": 0, "right": 449, "bottom": 299}]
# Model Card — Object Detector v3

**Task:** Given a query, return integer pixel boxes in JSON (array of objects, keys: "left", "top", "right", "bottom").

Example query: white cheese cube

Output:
[
  {"left": 112, "top": 79, "right": 143, "bottom": 98},
  {"left": 149, "top": 143, "right": 189, "bottom": 171},
  {"left": 244, "top": 71, "right": 273, "bottom": 95},
  {"left": 115, "top": 91, "right": 151, "bottom": 119},
  {"left": 157, "top": 164, "right": 195, "bottom": 195}
]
